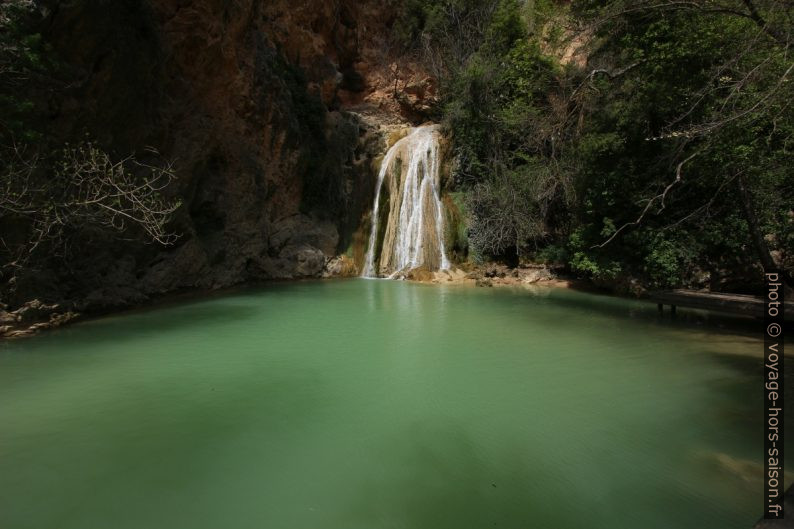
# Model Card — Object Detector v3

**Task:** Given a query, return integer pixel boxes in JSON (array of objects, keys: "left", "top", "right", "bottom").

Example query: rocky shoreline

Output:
[
  {"left": 0, "top": 261, "right": 580, "bottom": 340},
  {"left": 394, "top": 263, "right": 576, "bottom": 289},
  {"left": 0, "top": 300, "right": 80, "bottom": 339}
]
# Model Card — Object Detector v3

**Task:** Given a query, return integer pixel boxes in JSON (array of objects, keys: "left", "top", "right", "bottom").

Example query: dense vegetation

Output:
[{"left": 395, "top": 0, "right": 793, "bottom": 292}]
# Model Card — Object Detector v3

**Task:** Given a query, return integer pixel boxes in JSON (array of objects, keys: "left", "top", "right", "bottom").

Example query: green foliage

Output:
[
  {"left": 642, "top": 234, "right": 696, "bottom": 288},
  {"left": 566, "top": 1, "right": 794, "bottom": 288},
  {"left": 534, "top": 243, "right": 568, "bottom": 265},
  {"left": 0, "top": 1, "right": 52, "bottom": 143},
  {"left": 444, "top": 191, "right": 469, "bottom": 260},
  {"left": 568, "top": 228, "right": 622, "bottom": 280},
  {"left": 391, "top": 0, "right": 431, "bottom": 52},
  {"left": 426, "top": 0, "right": 572, "bottom": 262},
  {"left": 401, "top": 0, "right": 794, "bottom": 288},
  {"left": 481, "top": 0, "right": 526, "bottom": 57}
]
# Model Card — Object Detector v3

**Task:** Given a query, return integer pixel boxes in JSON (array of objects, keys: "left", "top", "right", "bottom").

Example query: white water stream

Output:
[{"left": 362, "top": 125, "right": 450, "bottom": 277}]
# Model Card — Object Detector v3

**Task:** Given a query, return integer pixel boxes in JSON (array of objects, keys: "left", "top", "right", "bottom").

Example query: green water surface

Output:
[{"left": 0, "top": 279, "right": 786, "bottom": 528}]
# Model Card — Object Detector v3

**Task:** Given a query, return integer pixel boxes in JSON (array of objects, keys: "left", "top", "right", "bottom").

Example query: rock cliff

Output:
[{"left": 11, "top": 0, "right": 435, "bottom": 318}]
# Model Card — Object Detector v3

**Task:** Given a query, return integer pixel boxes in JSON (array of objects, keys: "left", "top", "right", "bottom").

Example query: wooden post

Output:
[
  {"left": 658, "top": 303, "right": 664, "bottom": 314},
  {"left": 670, "top": 305, "right": 677, "bottom": 316}
]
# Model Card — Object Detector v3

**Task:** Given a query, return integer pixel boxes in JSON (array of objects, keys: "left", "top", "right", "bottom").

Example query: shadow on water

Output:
[
  {"left": 0, "top": 296, "right": 267, "bottom": 353},
  {"left": 0, "top": 278, "right": 351, "bottom": 353},
  {"left": 509, "top": 285, "right": 777, "bottom": 340},
  {"left": 0, "top": 278, "right": 782, "bottom": 529},
  {"left": 0, "top": 367, "right": 331, "bottom": 529},
  {"left": 2, "top": 277, "right": 779, "bottom": 352},
  {"left": 702, "top": 349, "right": 793, "bottom": 436},
  {"left": 335, "top": 418, "right": 735, "bottom": 529},
  {"left": 338, "top": 420, "right": 575, "bottom": 529}
]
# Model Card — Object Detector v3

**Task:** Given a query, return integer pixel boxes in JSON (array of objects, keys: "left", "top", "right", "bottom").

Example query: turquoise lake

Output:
[{"left": 0, "top": 279, "right": 787, "bottom": 528}]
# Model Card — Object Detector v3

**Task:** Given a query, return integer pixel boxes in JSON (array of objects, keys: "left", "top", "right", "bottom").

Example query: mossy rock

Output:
[{"left": 442, "top": 191, "right": 469, "bottom": 262}]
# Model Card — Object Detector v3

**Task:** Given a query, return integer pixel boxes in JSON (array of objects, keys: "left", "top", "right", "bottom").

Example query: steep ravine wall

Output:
[{"left": 3, "top": 0, "right": 437, "bottom": 332}]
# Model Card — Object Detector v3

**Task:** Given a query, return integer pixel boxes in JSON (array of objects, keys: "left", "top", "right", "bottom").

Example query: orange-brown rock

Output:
[{"left": 11, "top": 0, "right": 435, "bottom": 315}]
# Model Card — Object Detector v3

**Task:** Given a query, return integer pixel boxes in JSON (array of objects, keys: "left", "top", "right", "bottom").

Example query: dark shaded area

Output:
[{"left": 1, "top": 0, "right": 381, "bottom": 317}]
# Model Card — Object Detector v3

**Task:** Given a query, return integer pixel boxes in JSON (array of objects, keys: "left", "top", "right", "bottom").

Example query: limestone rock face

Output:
[
  {"left": 260, "top": 1, "right": 438, "bottom": 118},
  {"left": 323, "top": 255, "right": 359, "bottom": 278},
  {"left": 10, "top": 0, "right": 435, "bottom": 313}
]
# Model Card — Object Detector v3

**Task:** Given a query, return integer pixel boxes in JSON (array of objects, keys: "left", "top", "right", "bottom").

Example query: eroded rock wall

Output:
[{"left": 11, "top": 0, "right": 435, "bottom": 315}]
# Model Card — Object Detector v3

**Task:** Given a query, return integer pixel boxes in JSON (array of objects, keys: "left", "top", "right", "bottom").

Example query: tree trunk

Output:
[{"left": 736, "top": 173, "right": 793, "bottom": 288}]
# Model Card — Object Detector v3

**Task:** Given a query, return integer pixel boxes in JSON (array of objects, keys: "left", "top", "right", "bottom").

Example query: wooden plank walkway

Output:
[{"left": 650, "top": 289, "right": 793, "bottom": 320}]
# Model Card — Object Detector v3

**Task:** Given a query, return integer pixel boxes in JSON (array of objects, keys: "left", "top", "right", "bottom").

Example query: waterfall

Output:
[{"left": 362, "top": 125, "right": 450, "bottom": 277}]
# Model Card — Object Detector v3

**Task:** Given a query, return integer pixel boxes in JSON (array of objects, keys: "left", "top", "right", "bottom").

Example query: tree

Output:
[
  {"left": 395, "top": 0, "right": 793, "bottom": 289},
  {"left": 569, "top": 0, "right": 794, "bottom": 288}
]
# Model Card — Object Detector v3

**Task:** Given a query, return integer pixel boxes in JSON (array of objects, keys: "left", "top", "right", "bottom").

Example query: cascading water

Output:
[{"left": 363, "top": 125, "right": 450, "bottom": 277}]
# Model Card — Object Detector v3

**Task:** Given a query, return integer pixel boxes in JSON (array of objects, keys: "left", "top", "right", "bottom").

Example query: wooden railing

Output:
[{"left": 649, "top": 289, "right": 792, "bottom": 320}]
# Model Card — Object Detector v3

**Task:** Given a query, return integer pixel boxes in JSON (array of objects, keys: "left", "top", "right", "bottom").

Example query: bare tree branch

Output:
[
  {"left": 0, "top": 141, "right": 181, "bottom": 286},
  {"left": 593, "top": 151, "right": 700, "bottom": 248}
]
